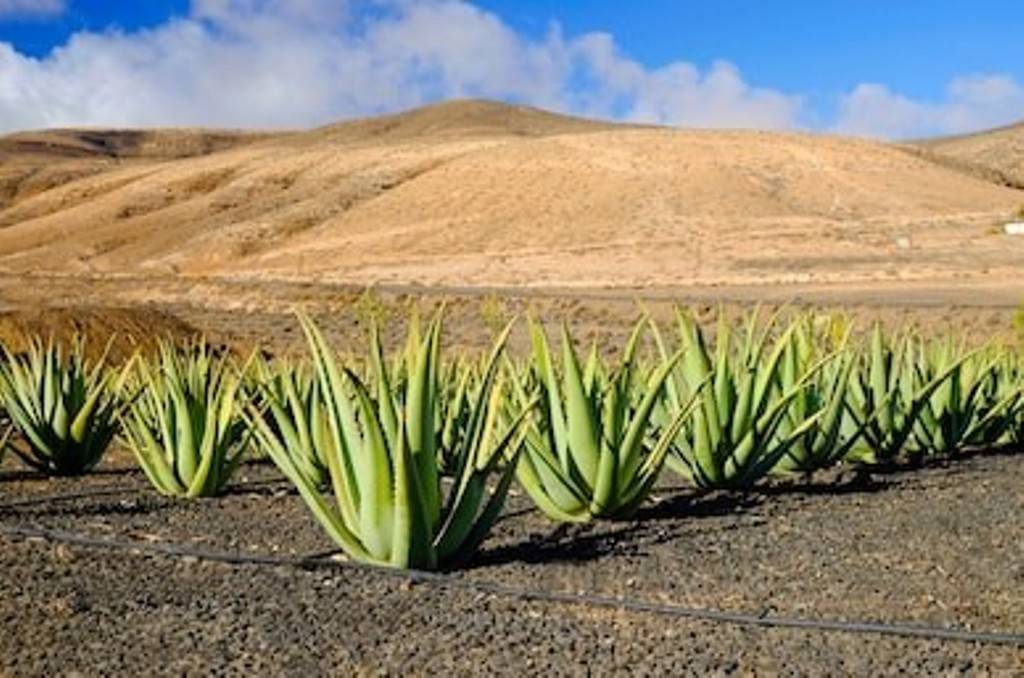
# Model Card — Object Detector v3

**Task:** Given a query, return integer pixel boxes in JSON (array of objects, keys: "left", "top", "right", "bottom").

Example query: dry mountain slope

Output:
[
  {"left": 913, "top": 120, "right": 1024, "bottom": 189},
  {"left": 0, "top": 99, "right": 1021, "bottom": 290},
  {"left": 0, "top": 127, "right": 281, "bottom": 211},
  {"left": 311, "top": 99, "right": 621, "bottom": 143}
]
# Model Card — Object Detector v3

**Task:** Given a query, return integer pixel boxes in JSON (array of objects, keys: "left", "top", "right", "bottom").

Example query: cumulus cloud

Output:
[
  {"left": 834, "top": 73, "right": 1024, "bottom": 139},
  {"left": 3, "top": 0, "right": 1017, "bottom": 138},
  {"left": 0, "top": 0, "right": 805, "bottom": 132},
  {"left": 0, "top": 0, "right": 64, "bottom": 19}
]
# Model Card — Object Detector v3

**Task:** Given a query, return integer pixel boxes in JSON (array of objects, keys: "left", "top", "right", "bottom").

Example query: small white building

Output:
[{"left": 1005, "top": 222, "right": 1024, "bottom": 235}]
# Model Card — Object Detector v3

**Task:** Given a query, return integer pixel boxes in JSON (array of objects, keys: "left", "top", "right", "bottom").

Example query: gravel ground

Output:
[{"left": 1, "top": 451, "right": 1023, "bottom": 675}]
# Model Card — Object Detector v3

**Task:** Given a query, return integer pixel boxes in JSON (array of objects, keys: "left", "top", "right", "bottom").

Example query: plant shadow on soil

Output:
[
  {"left": 2, "top": 445, "right": 1018, "bottom": 574},
  {"left": 470, "top": 446, "right": 1024, "bottom": 572},
  {"left": 468, "top": 521, "right": 645, "bottom": 571},
  {"left": 856, "top": 442, "right": 1023, "bottom": 478},
  {"left": 469, "top": 472, "right": 896, "bottom": 571}
]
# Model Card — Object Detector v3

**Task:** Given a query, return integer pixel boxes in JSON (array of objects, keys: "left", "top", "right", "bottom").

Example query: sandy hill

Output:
[
  {"left": 0, "top": 99, "right": 1021, "bottom": 290},
  {"left": 0, "top": 127, "right": 278, "bottom": 211},
  {"left": 311, "top": 99, "right": 622, "bottom": 144},
  {"left": 912, "top": 121, "right": 1024, "bottom": 189}
]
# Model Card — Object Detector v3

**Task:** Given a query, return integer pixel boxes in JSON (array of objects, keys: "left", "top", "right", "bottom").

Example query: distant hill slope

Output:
[
  {"left": 311, "top": 99, "right": 625, "bottom": 143},
  {"left": 911, "top": 121, "right": 1024, "bottom": 189},
  {"left": 0, "top": 128, "right": 279, "bottom": 211},
  {"left": 0, "top": 100, "right": 1021, "bottom": 290}
]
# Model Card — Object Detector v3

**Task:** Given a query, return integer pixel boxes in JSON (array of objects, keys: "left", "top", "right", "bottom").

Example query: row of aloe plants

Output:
[{"left": 0, "top": 310, "right": 1022, "bottom": 570}]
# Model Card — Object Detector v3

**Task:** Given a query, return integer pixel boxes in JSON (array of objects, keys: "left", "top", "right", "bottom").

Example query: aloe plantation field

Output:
[{"left": 1, "top": 301, "right": 1023, "bottom": 674}]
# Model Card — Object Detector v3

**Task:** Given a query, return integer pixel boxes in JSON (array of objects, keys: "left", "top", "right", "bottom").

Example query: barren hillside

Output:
[
  {"left": 0, "top": 128, "right": 279, "bottom": 209},
  {"left": 914, "top": 120, "right": 1024, "bottom": 189},
  {"left": 0, "top": 100, "right": 1021, "bottom": 290}
]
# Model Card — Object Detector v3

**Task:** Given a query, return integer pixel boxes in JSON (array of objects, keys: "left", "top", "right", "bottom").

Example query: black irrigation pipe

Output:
[{"left": 2, "top": 522, "right": 1023, "bottom": 648}]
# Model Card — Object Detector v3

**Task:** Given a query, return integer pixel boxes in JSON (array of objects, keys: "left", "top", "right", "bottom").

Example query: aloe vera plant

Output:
[
  {"left": 657, "top": 311, "right": 823, "bottom": 490},
  {"left": 1002, "top": 354, "right": 1024, "bottom": 446},
  {"left": 248, "top": 356, "right": 327, "bottom": 487},
  {"left": 119, "top": 340, "right": 249, "bottom": 497},
  {"left": 512, "top": 321, "right": 700, "bottom": 522},
  {"left": 846, "top": 326, "right": 968, "bottom": 464},
  {"left": 249, "top": 314, "right": 533, "bottom": 570},
  {"left": 0, "top": 338, "right": 124, "bottom": 475},
  {"left": 0, "top": 403, "right": 11, "bottom": 464},
  {"left": 772, "top": 318, "right": 865, "bottom": 476},
  {"left": 437, "top": 357, "right": 482, "bottom": 476},
  {"left": 907, "top": 340, "right": 1022, "bottom": 456}
]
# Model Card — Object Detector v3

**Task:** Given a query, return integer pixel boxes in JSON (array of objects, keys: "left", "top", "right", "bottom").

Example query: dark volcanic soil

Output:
[{"left": 1, "top": 449, "right": 1023, "bottom": 675}]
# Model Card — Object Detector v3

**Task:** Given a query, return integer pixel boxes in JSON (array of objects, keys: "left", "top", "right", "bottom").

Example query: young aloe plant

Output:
[
  {"left": 118, "top": 340, "right": 249, "bottom": 497},
  {"left": 437, "top": 357, "right": 479, "bottom": 476},
  {"left": 0, "top": 404, "right": 12, "bottom": 464},
  {"left": 0, "top": 338, "right": 125, "bottom": 476},
  {"left": 249, "top": 313, "right": 533, "bottom": 570},
  {"left": 772, "top": 318, "right": 864, "bottom": 477},
  {"left": 248, "top": 356, "right": 328, "bottom": 487},
  {"left": 656, "top": 311, "right": 823, "bottom": 490},
  {"left": 512, "top": 320, "right": 700, "bottom": 522},
  {"left": 906, "top": 340, "right": 1022, "bottom": 456},
  {"left": 999, "top": 353, "right": 1024, "bottom": 447},
  {"left": 846, "top": 326, "right": 969, "bottom": 464}
]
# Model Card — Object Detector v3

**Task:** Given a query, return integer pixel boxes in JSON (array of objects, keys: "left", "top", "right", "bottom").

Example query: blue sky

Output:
[
  {"left": 480, "top": 2, "right": 1024, "bottom": 94},
  {"left": 0, "top": 0, "right": 1022, "bottom": 137}
]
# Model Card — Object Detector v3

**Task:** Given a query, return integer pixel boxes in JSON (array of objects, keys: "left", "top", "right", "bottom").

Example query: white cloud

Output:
[
  {"left": 3, "top": 0, "right": 1017, "bottom": 139},
  {"left": 0, "top": 0, "right": 805, "bottom": 132},
  {"left": 834, "top": 74, "right": 1024, "bottom": 139},
  {"left": 0, "top": 0, "right": 64, "bottom": 19}
]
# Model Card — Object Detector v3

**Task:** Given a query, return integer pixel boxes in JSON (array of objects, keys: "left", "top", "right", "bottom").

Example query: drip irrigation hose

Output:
[{"left": 1, "top": 521, "right": 1022, "bottom": 648}]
